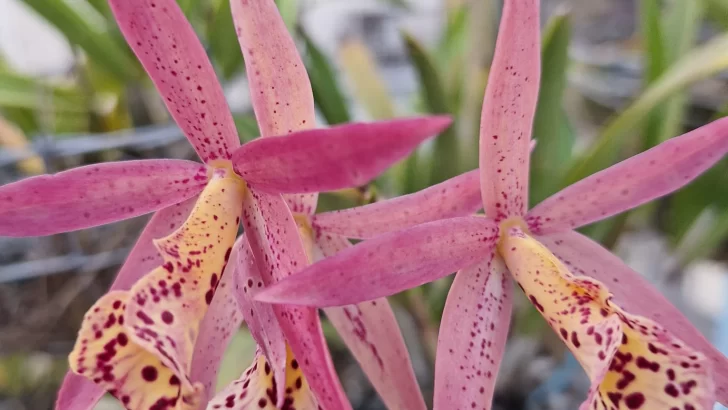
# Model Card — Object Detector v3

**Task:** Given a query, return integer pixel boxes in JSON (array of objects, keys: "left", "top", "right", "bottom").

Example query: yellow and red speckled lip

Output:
[
  {"left": 501, "top": 227, "right": 715, "bottom": 410},
  {"left": 69, "top": 169, "right": 245, "bottom": 410}
]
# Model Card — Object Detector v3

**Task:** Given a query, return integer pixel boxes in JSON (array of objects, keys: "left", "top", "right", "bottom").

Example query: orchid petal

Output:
[
  {"left": 56, "top": 198, "right": 197, "bottom": 410},
  {"left": 109, "top": 0, "right": 239, "bottom": 161},
  {"left": 69, "top": 291, "right": 202, "bottom": 410},
  {"left": 230, "top": 0, "right": 314, "bottom": 138},
  {"left": 190, "top": 243, "right": 245, "bottom": 403},
  {"left": 256, "top": 216, "right": 500, "bottom": 307},
  {"left": 314, "top": 233, "right": 427, "bottom": 410},
  {"left": 0, "top": 160, "right": 206, "bottom": 237},
  {"left": 242, "top": 189, "right": 350, "bottom": 409},
  {"left": 433, "top": 252, "right": 512, "bottom": 410},
  {"left": 206, "top": 347, "right": 319, "bottom": 410},
  {"left": 527, "top": 117, "right": 728, "bottom": 234},
  {"left": 123, "top": 170, "right": 244, "bottom": 395},
  {"left": 500, "top": 228, "right": 715, "bottom": 410},
  {"left": 231, "top": 236, "right": 287, "bottom": 406},
  {"left": 537, "top": 230, "right": 728, "bottom": 405},
  {"left": 230, "top": 0, "right": 319, "bottom": 217},
  {"left": 312, "top": 169, "right": 481, "bottom": 239},
  {"left": 479, "top": 0, "right": 540, "bottom": 220},
  {"left": 232, "top": 116, "right": 452, "bottom": 193}
]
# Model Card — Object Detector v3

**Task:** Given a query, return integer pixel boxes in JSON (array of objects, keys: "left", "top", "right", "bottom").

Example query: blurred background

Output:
[{"left": 0, "top": 0, "right": 727, "bottom": 409}]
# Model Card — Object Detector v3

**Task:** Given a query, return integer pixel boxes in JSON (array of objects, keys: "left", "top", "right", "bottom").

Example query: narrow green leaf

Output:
[
  {"left": 338, "top": 39, "right": 394, "bottom": 121},
  {"left": 702, "top": 0, "right": 728, "bottom": 30},
  {"left": 403, "top": 32, "right": 458, "bottom": 184},
  {"left": 207, "top": 0, "right": 244, "bottom": 79},
  {"left": 234, "top": 113, "right": 260, "bottom": 142},
  {"left": 274, "top": 0, "right": 299, "bottom": 33},
  {"left": 300, "top": 30, "right": 351, "bottom": 125},
  {"left": 564, "top": 31, "right": 728, "bottom": 184},
  {"left": 639, "top": 0, "right": 667, "bottom": 150},
  {"left": 675, "top": 202, "right": 728, "bottom": 266},
  {"left": 530, "top": 11, "right": 574, "bottom": 206},
  {"left": 0, "top": 72, "right": 87, "bottom": 113},
  {"left": 21, "top": 0, "right": 140, "bottom": 82}
]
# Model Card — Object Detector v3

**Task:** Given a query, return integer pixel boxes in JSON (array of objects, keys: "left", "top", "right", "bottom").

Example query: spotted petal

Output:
[
  {"left": 109, "top": 0, "right": 239, "bottom": 161},
  {"left": 69, "top": 291, "right": 201, "bottom": 410},
  {"left": 56, "top": 197, "right": 198, "bottom": 410},
  {"left": 122, "top": 169, "right": 244, "bottom": 397},
  {"left": 206, "top": 347, "right": 319, "bottom": 410},
  {"left": 479, "top": 0, "right": 540, "bottom": 220},
  {"left": 500, "top": 228, "right": 715, "bottom": 410},
  {"left": 312, "top": 169, "right": 482, "bottom": 239},
  {"left": 231, "top": 236, "right": 287, "bottom": 406},
  {"left": 256, "top": 216, "right": 500, "bottom": 307},
  {"left": 527, "top": 117, "right": 728, "bottom": 234},
  {"left": 434, "top": 252, "right": 512, "bottom": 410},
  {"left": 312, "top": 232, "right": 427, "bottom": 410},
  {"left": 537, "top": 230, "right": 728, "bottom": 405},
  {"left": 190, "top": 243, "right": 245, "bottom": 403},
  {"left": 242, "top": 189, "right": 350, "bottom": 409},
  {"left": 0, "top": 160, "right": 206, "bottom": 237},
  {"left": 232, "top": 116, "right": 452, "bottom": 193}
]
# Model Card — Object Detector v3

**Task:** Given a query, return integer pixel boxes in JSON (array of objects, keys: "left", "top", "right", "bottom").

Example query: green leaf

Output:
[
  {"left": 300, "top": 30, "right": 351, "bottom": 125},
  {"left": 233, "top": 113, "right": 260, "bottom": 142},
  {"left": 21, "top": 0, "right": 140, "bottom": 83},
  {"left": 530, "top": 10, "right": 574, "bottom": 206},
  {"left": 0, "top": 72, "right": 87, "bottom": 113},
  {"left": 337, "top": 38, "right": 394, "bottom": 121},
  {"left": 403, "top": 32, "right": 458, "bottom": 184},
  {"left": 702, "top": 0, "right": 728, "bottom": 30},
  {"left": 275, "top": 0, "right": 299, "bottom": 33},
  {"left": 564, "top": 31, "right": 728, "bottom": 185},
  {"left": 207, "top": 0, "right": 244, "bottom": 79},
  {"left": 639, "top": 0, "right": 667, "bottom": 150}
]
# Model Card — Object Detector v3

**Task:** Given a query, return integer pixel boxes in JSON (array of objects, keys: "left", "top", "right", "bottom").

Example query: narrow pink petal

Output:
[
  {"left": 231, "top": 236, "right": 287, "bottom": 406},
  {"left": 0, "top": 159, "right": 206, "bottom": 237},
  {"left": 230, "top": 0, "right": 319, "bottom": 218},
  {"left": 230, "top": 0, "right": 314, "bottom": 138},
  {"left": 190, "top": 240, "right": 244, "bottom": 403},
  {"left": 434, "top": 253, "right": 512, "bottom": 410},
  {"left": 55, "top": 197, "right": 197, "bottom": 410},
  {"left": 316, "top": 234, "right": 427, "bottom": 410},
  {"left": 312, "top": 169, "right": 481, "bottom": 239},
  {"left": 242, "top": 189, "right": 351, "bottom": 410},
  {"left": 232, "top": 116, "right": 452, "bottom": 193},
  {"left": 109, "top": 0, "right": 239, "bottom": 162},
  {"left": 527, "top": 117, "right": 728, "bottom": 234},
  {"left": 537, "top": 230, "right": 728, "bottom": 405},
  {"left": 256, "top": 216, "right": 500, "bottom": 307},
  {"left": 479, "top": 0, "right": 540, "bottom": 221}
]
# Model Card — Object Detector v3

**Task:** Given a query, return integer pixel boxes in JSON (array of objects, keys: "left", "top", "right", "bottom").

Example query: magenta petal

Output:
[
  {"left": 256, "top": 216, "right": 500, "bottom": 307},
  {"left": 434, "top": 253, "right": 512, "bottom": 410},
  {"left": 190, "top": 240, "right": 244, "bottom": 403},
  {"left": 230, "top": 236, "right": 287, "bottom": 405},
  {"left": 55, "top": 197, "right": 197, "bottom": 410},
  {"left": 316, "top": 234, "right": 427, "bottom": 410},
  {"left": 537, "top": 230, "right": 728, "bottom": 405},
  {"left": 479, "top": 0, "right": 540, "bottom": 220},
  {"left": 232, "top": 116, "right": 452, "bottom": 193},
  {"left": 312, "top": 169, "right": 481, "bottom": 239},
  {"left": 109, "top": 0, "right": 239, "bottom": 162},
  {"left": 527, "top": 117, "right": 728, "bottom": 234},
  {"left": 0, "top": 159, "right": 206, "bottom": 237},
  {"left": 242, "top": 189, "right": 350, "bottom": 410}
]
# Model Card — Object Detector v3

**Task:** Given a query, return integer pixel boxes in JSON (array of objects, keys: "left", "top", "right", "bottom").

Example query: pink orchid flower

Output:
[
  {"left": 257, "top": 0, "right": 728, "bottom": 409},
  {"left": 0, "top": 0, "right": 450, "bottom": 409}
]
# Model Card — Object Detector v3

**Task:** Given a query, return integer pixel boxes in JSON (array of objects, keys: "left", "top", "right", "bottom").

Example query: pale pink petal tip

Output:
[{"left": 231, "top": 116, "right": 452, "bottom": 193}]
